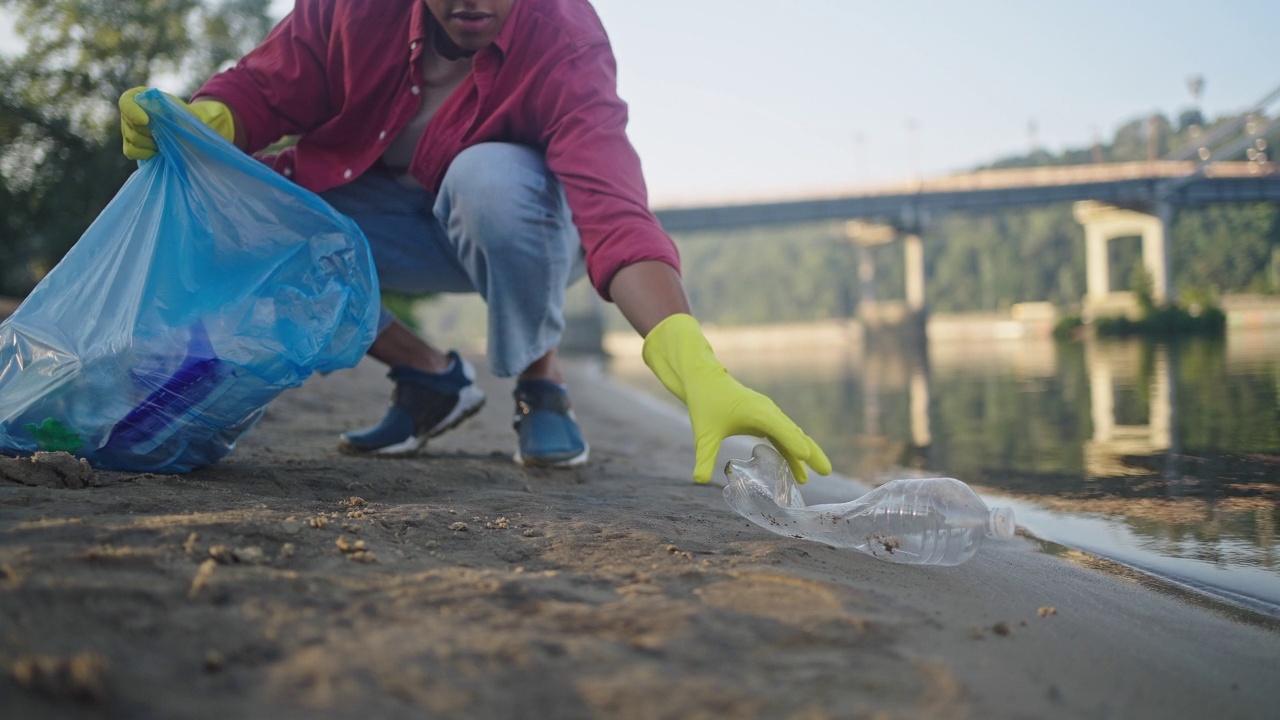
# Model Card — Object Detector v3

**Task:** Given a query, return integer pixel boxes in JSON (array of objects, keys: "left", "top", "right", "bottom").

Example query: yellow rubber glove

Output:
[
  {"left": 119, "top": 87, "right": 237, "bottom": 160},
  {"left": 642, "top": 313, "right": 832, "bottom": 484}
]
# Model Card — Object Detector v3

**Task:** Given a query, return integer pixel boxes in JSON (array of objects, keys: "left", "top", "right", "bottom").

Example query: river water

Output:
[{"left": 604, "top": 326, "right": 1280, "bottom": 617}]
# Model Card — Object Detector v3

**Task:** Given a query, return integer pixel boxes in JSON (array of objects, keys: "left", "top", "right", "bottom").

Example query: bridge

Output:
[
  {"left": 650, "top": 84, "right": 1280, "bottom": 326},
  {"left": 652, "top": 161, "right": 1279, "bottom": 231}
]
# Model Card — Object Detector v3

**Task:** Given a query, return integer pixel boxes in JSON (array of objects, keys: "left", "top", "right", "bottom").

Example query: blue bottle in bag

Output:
[{"left": 100, "top": 322, "right": 235, "bottom": 470}]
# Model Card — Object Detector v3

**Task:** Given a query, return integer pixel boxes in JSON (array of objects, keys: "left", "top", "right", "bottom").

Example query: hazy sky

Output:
[
  {"left": 4, "top": 1, "right": 1278, "bottom": 204},
  {"left": 588, "top": 0, "right": 1279, "bottom": 204}
]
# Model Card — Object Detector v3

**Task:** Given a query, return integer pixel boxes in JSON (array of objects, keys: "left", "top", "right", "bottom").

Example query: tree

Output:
[{"left": 0, "top": 0, "right": 273, "bottom": 296}]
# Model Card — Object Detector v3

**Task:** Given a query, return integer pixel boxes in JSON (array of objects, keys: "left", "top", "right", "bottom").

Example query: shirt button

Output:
[
  {"left": 379, "top": 130, "right": 387, "bottom": 141},
  {"left": 283, "top": 167, "right": 292, "bottom": 177},
  {"left": 343, "top": 169, "right": 353, "bottom": 179},
  {"left": 411, "top": 86, "right": 420, "bottom": 95}
]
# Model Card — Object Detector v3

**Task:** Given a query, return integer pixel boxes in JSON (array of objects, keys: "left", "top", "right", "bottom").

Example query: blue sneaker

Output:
[
  {"left": 512, "top": 379, "right": 589, "bottom": 467},
  {"left": 338, "top": 351, "right": 486, "bottom": 457}
]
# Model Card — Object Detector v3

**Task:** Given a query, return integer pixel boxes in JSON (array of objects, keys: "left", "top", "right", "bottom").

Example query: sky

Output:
[{"left": 3, "top": 0, "right": 1278, "bottom": 205}]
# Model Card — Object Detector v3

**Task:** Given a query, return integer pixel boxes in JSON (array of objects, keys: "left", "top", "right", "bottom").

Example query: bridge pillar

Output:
[
  {"left": 844, "top": 221, "right": 927, "bottom": 332},
  {"left": 1073, "top": 201, "right": 1171, "bottom": 316},
  {"left": 1151, "top": 202, "right": 1174, "bottom": 304},
  {"left": 857, "top": 242, "right": 877, "bottom": 309},
  {"left": 904, "top": 233, "right": 926, "bottom": 313}
]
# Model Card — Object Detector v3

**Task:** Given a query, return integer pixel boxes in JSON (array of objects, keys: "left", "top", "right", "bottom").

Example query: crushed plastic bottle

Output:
[{"left": 724, "top": 444, "right": 1016, "bottom": 566}]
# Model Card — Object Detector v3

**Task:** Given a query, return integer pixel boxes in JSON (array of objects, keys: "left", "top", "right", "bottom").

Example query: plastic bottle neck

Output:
[{"left": 986, "top": 506, "right": 1016, "bottom": 539}]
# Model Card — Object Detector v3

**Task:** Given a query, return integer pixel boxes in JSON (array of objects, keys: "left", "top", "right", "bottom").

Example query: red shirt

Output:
[{"left": 196, "top": 0, "right": 679, "bottom": 299}]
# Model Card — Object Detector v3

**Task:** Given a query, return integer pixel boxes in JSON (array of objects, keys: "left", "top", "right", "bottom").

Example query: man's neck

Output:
[{"left": 433, "top": 23, "right": 476, "bottom": 61}]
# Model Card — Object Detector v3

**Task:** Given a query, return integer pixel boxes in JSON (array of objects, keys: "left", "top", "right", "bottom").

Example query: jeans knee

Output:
[
  {"left": 437, "top": 143, "right": 571, "bottom": 255},
  {"left": 442, "top": 143, "right": 548, "bottom": 206}
]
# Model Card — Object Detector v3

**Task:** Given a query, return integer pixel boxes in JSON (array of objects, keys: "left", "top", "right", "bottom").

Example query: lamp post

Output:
[{"left": 905, "top": 119, "right": 920, "bottom": 180}]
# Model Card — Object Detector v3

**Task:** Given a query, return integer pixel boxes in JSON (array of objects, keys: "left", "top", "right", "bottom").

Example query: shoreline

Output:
[
  {"left": 1, "top": 354, "right": 1277, "bottom": 718},
  {"left": 600, "top": 356, "right": 1280, "bottom": 626}
]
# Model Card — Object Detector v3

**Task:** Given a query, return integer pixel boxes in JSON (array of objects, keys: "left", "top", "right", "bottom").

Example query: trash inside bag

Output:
[
  {"left": 0, "top": 89, "right": 380, "bottom": 473},
  {"left": 724, "top": 444, "right": 1015, "bottom": 566}
]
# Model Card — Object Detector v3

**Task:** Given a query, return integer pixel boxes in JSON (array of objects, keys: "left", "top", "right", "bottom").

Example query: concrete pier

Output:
[{"left": 1073, "top": 200, "right": 1172, "bottom": 317}]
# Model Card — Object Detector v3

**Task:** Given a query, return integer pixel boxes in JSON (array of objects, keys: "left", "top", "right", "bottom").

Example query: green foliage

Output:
[
  {"left": 1, "top": 0, "right": 273, "bottom": 107},
  {"left": 927, "top": 206, "right": 1085, "bottom": 313},
  {"left": 1130, "top": 265, "right": 1155, "bottom": 314},
  {"left": 671, "top": 221, "right": 861, "bottom": 326},
  {"left": 381, "top": 291, "right": 429, "bottom": 333},
  {"left": 0, "top": 0, "right": 273, "bottom": 296},
  {"left": 1093, "top": 304, "right": 1226, "bottom": 338},
  {"left": 1052, "top": 315, "right": 1084, "bottom": 340},
  {"left": 1172, "top": 202, "right": 1280, "bottom": 297},
  {"left": 0, "top": 86, "right": 134, "bottom": 292}
]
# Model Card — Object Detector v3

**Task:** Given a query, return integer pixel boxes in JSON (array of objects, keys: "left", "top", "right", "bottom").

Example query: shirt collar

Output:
[
  {"left": 409, "top": 1, "right": 431, "bottom": 58},
  {"left": 489, "top": 0, "right": 525, "bottom": 58}
]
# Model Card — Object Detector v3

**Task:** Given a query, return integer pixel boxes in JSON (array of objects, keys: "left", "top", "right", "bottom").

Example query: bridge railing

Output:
[{"left": 654, "top": 160, "right": 1277, "bottom": 213}]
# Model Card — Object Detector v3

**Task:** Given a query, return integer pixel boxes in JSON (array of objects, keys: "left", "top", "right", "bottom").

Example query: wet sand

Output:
[{"left": 1, "top": 355, "right": 1277, "bottom": 719}]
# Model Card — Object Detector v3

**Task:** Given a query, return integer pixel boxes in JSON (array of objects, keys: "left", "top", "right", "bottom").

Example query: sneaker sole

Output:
[
  {"left": 425, "top": 385, "right": 487, "bottom": 438},
  {"left": 338, "top": 387, "right": 487, "bottom": 458},
  {"left": 513, "top": 442, "right": 590, "bottom": 468},
  {"left": 338, "top": 434, "right": 427, "bottom": 458}
]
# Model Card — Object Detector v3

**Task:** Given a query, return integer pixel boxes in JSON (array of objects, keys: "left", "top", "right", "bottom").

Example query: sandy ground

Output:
[{"left": 2, "top": 354, "right": 1278, "bottom": 720}]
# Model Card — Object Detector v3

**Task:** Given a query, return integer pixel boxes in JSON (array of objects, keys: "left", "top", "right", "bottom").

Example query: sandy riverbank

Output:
[{"left": 1, "top": 354, "right": 1277, "bottom": 719}]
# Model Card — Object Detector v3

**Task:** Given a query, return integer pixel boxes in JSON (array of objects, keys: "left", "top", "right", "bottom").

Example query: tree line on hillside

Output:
[{"left": 1, "top": 1, "right": 1277, "bottom": 327}]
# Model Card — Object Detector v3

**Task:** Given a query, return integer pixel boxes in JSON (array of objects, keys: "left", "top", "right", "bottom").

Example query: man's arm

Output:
[
  {"left": 609, "top": 262, "right": 831, "bottom": 485},
  {"left": 191, "top": 0, "right": 336, "bottom": 154},
  {"left": 120, "top": 0, "right": 330, "bottom": 159},
  {"left": 539, "top": 41, "right": 829, "bottom": 484},
  {"left": 535, "top": 44, "right": 680, "bottom": 300},
  {"left": 607, "top": 261, "right": 692, "bottom": 336}
]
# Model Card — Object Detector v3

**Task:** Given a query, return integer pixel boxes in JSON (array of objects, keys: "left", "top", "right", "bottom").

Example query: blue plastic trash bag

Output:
[{"left": 0, "top": 89, "right": 380, "bottom": 473}]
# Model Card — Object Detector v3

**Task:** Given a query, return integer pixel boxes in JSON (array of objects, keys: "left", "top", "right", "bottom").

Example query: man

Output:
[{"left": 120, "top": 0, "right": 830, "bottom": 484}]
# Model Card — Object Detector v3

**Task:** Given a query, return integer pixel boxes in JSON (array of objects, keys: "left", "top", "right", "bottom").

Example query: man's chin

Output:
[{"left": 435, "top": 32, "right": 481, "bottom": 59}]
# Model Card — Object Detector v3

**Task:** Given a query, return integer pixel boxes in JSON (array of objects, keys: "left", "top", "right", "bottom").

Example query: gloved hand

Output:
[
  {"left": 642, "top": 313, "right": 832, "bottom": 484},
  {"left": 119, "top": 87, "right": 237, "bottom": 160}
]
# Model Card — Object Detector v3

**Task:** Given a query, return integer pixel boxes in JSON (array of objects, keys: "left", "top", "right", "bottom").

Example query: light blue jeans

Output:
[{"left": 320, "top": 143, "right": 587, "bottom": 378}]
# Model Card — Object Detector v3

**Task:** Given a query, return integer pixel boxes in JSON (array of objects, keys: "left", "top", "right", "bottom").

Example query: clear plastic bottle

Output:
[{"left": 724, "top": 444, "right": 1015, "bottom": 566}]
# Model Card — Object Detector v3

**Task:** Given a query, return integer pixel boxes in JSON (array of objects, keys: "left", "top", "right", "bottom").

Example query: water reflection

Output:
[
  {"left": 1085, "top": 342, "right": 1174, "bottom": 477},
  {"left": 605, "top": 327, "right": 1280, "bottom": 612}
]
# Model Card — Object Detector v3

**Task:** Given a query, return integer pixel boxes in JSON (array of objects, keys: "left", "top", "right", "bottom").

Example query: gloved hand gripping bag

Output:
[{"left": 0, "top": 89, "right": 380, "bottom": 472}]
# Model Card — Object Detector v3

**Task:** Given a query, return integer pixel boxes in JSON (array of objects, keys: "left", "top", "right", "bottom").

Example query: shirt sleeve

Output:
[
  {"left": 194, "top": 0, "right": 336, "bottom": 154},
  {"left": 535, "top": 43, "right": 681, "bottom": 301}
]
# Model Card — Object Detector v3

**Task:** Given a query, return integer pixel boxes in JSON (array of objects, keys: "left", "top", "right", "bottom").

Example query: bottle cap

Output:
[{"left": 987, "top": 506, "right": 1016, "bottom": 539}]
